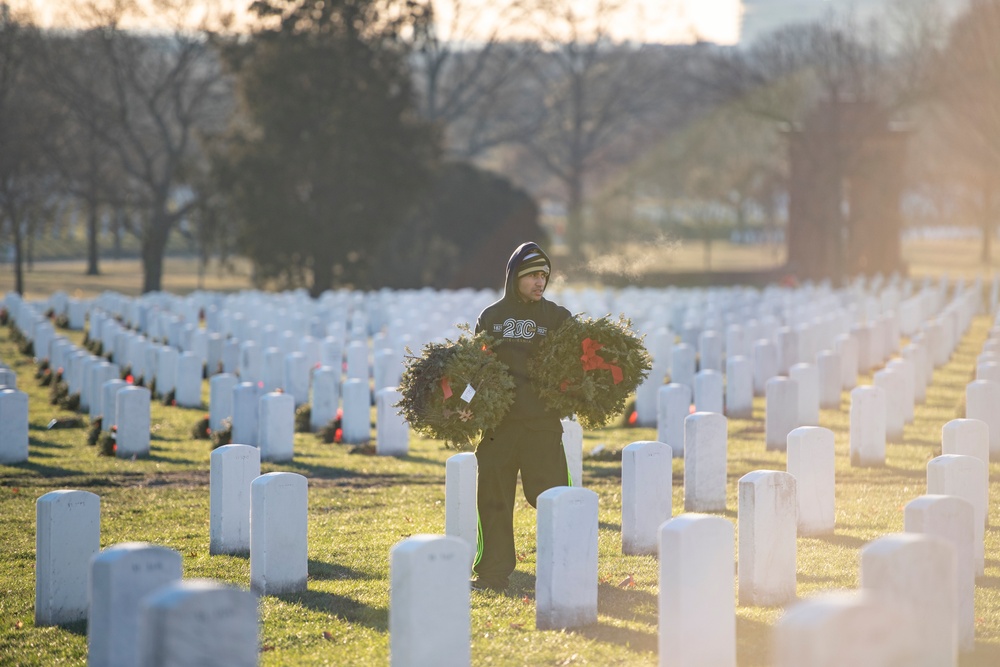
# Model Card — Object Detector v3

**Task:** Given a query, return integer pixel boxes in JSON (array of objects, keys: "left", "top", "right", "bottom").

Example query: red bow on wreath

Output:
[{"left": 580, "top": 338, "right": 623, "bottom": 385}]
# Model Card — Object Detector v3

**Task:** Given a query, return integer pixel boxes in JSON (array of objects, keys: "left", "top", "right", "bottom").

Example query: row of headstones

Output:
[
  {"left": 6, "top": 270, "right": 983, "bottom": 359},
  {"left": 5, "top": 276, "right": 968, "bottom": 427},
  {"left": 35, "top": 446, "right": 466, "bottom": 666},
  {"left": 88, "top": 306, "right": 410, "bottom": 401},
  {"left": 536, "top": 283, "right": 982, "bottom": 501},
  {"left": 20, "top": 271, "right": 958, "bottom": 337},
  {"left": 440, "top": 412, "right": 989, "bottom": 667},
  {"left": 625, "top": 274, "right": 944, "bottom": 366},
  {"left": 0, "top": 353, "right": 149, "bottom": 466},
  {"left": 81, "top": 288, "right": 483, "bottom": 391},
  {"left": 406, "top": 452, "right": 979, "bottom": 666},
  {"left": 0, "top": 318, "right": 155, "bottom": 461},
  {"left": 87, "top": 286, "right": 486, "bottom": 347},
  {"left": 0, "top": 365, "right": 28, "bottom": 464},
  {"left": 212, "top": 375, "right": 410, "bottom": 457},
  {"left": 27, "top": 284, "right": 996, "bottom": 664},
  {"left": 86, "top": 371, "right": 411, "bottom": 462},
  {"left": 633, "top": 279, "right": 979, "bottom": 429},
  {"left": 5, "top": 291, "right": 409, "bottom": 419},
  {"left": 0, "top": 319, "right": 416, "bottom": 468},
  {"left": 641, "top": 284, "right": 981, "bottom": 464},
  {"left": 35, "top": 422, "right": 988, "bottom": 667},
  {"left": 12, "top": 275, "right": 941, "bottom": 387},
  {"left": 34, "top": 460, "right": 300, "bottom": 666}
]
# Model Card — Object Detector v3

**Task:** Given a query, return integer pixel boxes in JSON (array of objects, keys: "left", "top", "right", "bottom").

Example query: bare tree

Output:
[
  {"left": 411, "top": 0, "right": 539, "bottom": 159},
  {"left": 55, "top": 0, "right": 234, "bottom": 293},
  {"left": 933, "top": 0, "right": 1000, "bottom": 263},
  {"left": 0, "top": 9, "right": 62, "bottom": 295},
  {"left": 695, "top": 6, "right": 945, "bottom": 281},
  {"left": 39, "top": 31, "right": 124, "bottom": 276},
  {"left": 512, "top": 0, "right": 677, "bottom": 260}
]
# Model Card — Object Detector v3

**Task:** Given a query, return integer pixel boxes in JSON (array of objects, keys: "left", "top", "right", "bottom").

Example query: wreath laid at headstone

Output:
[
  {"left": 210, "top": 418, "right": 232, "bottom": 449},
  {"left": 396, "top": 327, "right": 514, "bottom": 450},
  {"left": 529, "top": 314, "right": 652, "bottom": 429},
  {"left": 191, "top": 415, "right": 210, "bottom": 440}
]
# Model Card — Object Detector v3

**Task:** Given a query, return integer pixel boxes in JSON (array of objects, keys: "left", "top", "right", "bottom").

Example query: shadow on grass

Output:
[
  {"left": 878, "top": 464, "right": 927, "bottom": 480},
  {"left": 278, "top": 589, "right": 387, "bottom": 631},
  {"left": 797, "top": 571, "right": 842, "bottom": 585},
  {"left": 25, "top": 449, "right": 61, "bottom": 460},
  {"left": 585, "top": 466, "right": 622, "bottom": 480},
  {"left": 573, "top": 621, "right": 657, "bottom": 654},
  {"left": 596, "top": 582, "right": 657, "bottom": 625},
  {"left": 811, "top": 531, "right": 868, "bottom": 550},
  {"left": 308, "top": 559, "right": 373, "bottom": 582},
  {"left": 734, "top": 456, "right": 787, "bottom": 470},
  {"left": 599, "top": 521, "right": 622, "bottom": 532},
  {"left": 902, "top": 433, "right": 941, "bottom": 449},
  {"left": 27, "top": 435, "right": 73, "bottom": 449},
  {"left": 963, "top": 642, "right": 1000, "bottom": 667},
  {"left": 398, "top": 454, "right": 447, "bottom": 467},
  {"left": 733, "top": 424, "right": 765, "bottom": 437},
  {"left": 270, "top": 460, "right": 360, "bottom": 481},
  {"left": 736, "top": 614, "right": 773, "bottom": 667},
  {"left": 3, "top": 459, "right": 84, "bottom": 479},
  {"left": 52, "top": 619, "right": 87, "bottom": 637}
]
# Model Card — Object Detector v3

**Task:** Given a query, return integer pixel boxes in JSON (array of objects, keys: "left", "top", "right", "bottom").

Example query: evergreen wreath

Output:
[
  {"left": 396, "top": 326, "right": 514, "bottom": 449},
  {"left": 529, "top": 314, "right": 652, "bottom": 429}
]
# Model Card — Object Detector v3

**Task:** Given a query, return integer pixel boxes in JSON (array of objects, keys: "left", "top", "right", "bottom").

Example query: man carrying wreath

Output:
[{"left": 470, "top": 241, "right": 572, "bottom": 594}]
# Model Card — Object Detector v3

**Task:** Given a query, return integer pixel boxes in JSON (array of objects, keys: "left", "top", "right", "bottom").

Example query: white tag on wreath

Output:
[{"left": 460, "top": 385, "right": 476, "bottom": 403}]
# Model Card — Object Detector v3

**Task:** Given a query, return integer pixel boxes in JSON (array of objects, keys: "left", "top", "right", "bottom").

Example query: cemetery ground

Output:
[
  {"left": 3, "top": 233, "right": 999, "bottom": 301},
  {"left": 1, "top": 302, "right": 1000, "bottom": 664}
]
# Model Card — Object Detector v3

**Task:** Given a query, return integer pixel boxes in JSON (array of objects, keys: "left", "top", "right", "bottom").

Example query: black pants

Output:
[{"left": 473, "top": 419, "right": 570, "bottom": 588}]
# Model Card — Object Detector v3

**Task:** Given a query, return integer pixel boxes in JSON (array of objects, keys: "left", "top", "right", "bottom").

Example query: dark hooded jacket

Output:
[{"left": 475, "top": 242, "right": 571, "bottom": 428}]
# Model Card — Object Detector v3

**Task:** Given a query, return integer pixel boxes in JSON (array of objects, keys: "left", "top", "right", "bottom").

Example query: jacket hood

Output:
[{"left": 503, "top": 242, "right": 551, "bottom": 300}]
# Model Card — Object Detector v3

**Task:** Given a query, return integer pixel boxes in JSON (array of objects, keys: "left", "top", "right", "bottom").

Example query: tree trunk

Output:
[
  {"left": 113, "top": 208, "right": 123, "bottom": 260},
  {"left": 86, "top": 199, "right": 100, "bottom": 275},
  {"left": 12, "top": 215, "right": 24, "bottom": 296},
  {"left": 310, "top": 252, "right": 334, "bottom": 298},
  {"left": 26, "top": 221, "right": 33, "bottom": 272},
  {"left": 566, "top": 174, "right": 584, "bottom": 259},
  {"left": 197, "top": 252, "right": 206, "bottom": 291},
  {"left": 141, "top": 217, "right": 170, "bottom": 293},
  {"left": 982, "top": 181, "right": 993, "bottom": 265}
]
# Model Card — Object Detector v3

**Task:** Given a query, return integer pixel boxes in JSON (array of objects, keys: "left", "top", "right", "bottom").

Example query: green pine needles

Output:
[
  {"left": 529, "top": 315, "right": 652, "bottom": 429},
  {"left": 396, "top": 327, "right": 515, "bottom": 449}
]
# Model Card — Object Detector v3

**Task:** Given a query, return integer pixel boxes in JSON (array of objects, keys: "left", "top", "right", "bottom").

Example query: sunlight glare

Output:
[{"left": 11, "top": 0, "right": 745, "bottom": 45}]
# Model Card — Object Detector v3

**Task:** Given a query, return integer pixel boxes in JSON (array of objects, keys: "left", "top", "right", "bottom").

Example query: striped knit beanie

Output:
[{"left": 517, "top": 251, "right": 550, "bottom": 278}]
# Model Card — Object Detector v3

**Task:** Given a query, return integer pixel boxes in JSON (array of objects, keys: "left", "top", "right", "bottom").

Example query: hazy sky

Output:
[
  {"left": 0, "top": 0, "right": 965, "bottom": 44},
  {"left": 9, "top": 0, "right": 746, "bottom": 44}
]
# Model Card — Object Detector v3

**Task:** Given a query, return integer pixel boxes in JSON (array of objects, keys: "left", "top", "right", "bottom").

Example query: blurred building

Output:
[
  {"left": 740, "top": 0, "right": 967, "bottom": 45},
  {"left": 785, "top": 98, "right": 910, "bottom": 281}
]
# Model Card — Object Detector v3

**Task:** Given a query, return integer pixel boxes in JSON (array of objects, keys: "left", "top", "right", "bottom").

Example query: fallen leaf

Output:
[
  {"left": 522, "top": 595, "right": 531, "bottom": 604},
  {"left": 261, "top": 645, "right": 274, "bottom": 652},
  {"left": 509, "top": 623, "right": 524, "bottom": 630},
  {"left": 14, "top": 621, "right": 23, "bottom": 629},
  {"left": 618, "top": 574, "right": 635, "bottom": 589},
  {"left": 322, "top": 631, "right": 334, "bottom": 641}
]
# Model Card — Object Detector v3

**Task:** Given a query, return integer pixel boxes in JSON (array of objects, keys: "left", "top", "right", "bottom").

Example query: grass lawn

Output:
[
  {"left": 0, "top": 286, "right": 999, "bottom": 664},
  {"left": 3, "top": 234, "right": 1000, "bottom": 301}
]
